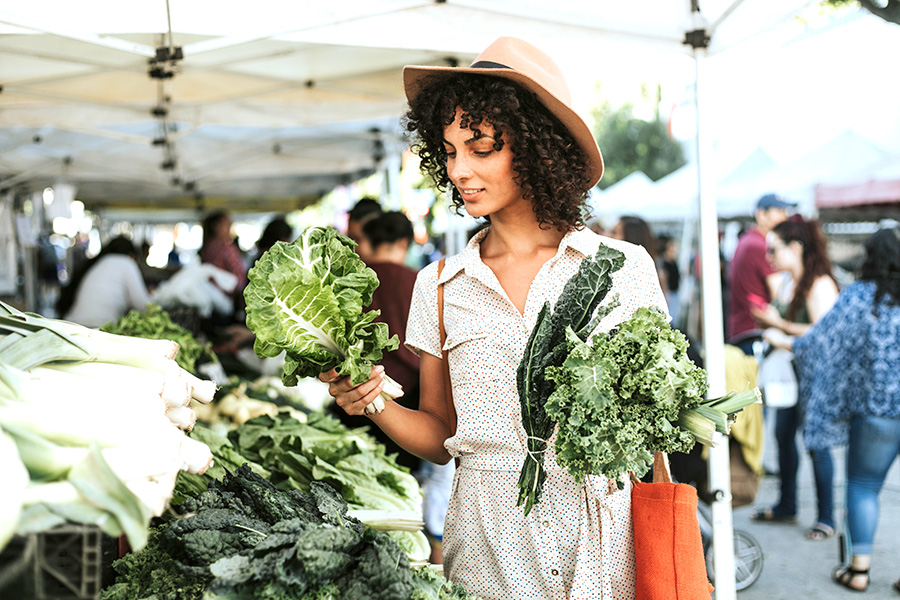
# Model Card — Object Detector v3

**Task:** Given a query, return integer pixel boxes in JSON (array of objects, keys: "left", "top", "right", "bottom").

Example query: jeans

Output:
[
  {"left": 846, "top": 415, "right": 900, "bottom": 555},
  {"left": 772, "top": 405, "right": 835, "bottom": 528},
  {"left": 772, "top": 405, "right": 799, "bottom": 517}
]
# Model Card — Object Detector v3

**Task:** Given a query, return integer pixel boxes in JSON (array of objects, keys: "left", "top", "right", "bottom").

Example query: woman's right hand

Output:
[{"left": 318, "top": 365, "right": 386, "bottom": 416}]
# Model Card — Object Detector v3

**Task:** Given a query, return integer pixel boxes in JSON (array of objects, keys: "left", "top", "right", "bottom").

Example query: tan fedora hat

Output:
[{"left": 403, "top": 37, "right": 604, "bottom": 187}]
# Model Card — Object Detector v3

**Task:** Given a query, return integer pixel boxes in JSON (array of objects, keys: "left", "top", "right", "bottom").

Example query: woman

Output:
[
  {"left": 320, "top": 37, "right": 667, "bottom": 599},
  {"left": 200, "top": 210, "right": 248, "bottom": 318},
  {"left": 771, "top": 227, "right": 900, "bottom": 593},
  {"left": 57, "top": 235, "right": 150, "bottom": 328},
  {"left": 610, "top": 215, "right": 669, "bottom": 305},
  {"left": 252, "top": 216, "right": 293, "bottom": 264},
  {"left": 750, "top": 217, "right": 840, "bottom": 542}
]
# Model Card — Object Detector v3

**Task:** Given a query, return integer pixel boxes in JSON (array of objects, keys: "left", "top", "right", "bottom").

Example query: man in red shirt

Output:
[{"left": 727, "top": 193, "right": 795, "bottom": 353}]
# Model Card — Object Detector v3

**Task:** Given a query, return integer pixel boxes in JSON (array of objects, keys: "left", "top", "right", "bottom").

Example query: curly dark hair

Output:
[
  {"left": 404, "top": 73, "right": 593, "bottom": 231},
  {"left": 860, "top": 227, "right": 900, "bottom": 311},
  {"left": 771, "top": 217, "right": 836, "bottom": 321}
]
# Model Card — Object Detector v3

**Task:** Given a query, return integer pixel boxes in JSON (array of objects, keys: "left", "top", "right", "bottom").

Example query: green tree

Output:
[
  {"left": 591, "top": 100, "right": 687, "bottom": 190},
  {"left": 823, "top": 0, "right": 900, "bottom": 25}
]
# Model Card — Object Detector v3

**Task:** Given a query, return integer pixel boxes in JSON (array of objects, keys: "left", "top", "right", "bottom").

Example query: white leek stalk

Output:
[
  {"left": 0, "top": 303, "right": 217, "bottom": 552},
  {"left": 165, "top": 405, "right": 197, "bottom": 431},
  {"left": 0, "top": 430, "right": 29, "bottom": 551}
]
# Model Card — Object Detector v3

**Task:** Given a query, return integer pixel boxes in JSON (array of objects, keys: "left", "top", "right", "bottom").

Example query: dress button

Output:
[
  {"left": 551, "top": 569, "right": 559, "bottom": 576},
  {"left": 542, "top": 520, "right": 550, "bottom": 527}
]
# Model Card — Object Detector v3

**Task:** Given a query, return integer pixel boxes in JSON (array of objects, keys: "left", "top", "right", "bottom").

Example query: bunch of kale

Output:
[
  {"left": 102, "top": 465, "right": 476, "bottom": 600},
  {"left": 515, "top": 244, "right": 625, "bottom": 515}
]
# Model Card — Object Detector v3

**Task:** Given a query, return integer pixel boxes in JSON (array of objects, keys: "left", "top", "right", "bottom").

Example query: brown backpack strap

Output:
[{"left": 436, "top": 258, "right": 457, "bottom": 437}]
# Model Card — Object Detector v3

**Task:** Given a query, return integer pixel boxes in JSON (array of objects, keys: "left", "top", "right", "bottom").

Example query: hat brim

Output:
[{"left": 403, "top": 65, "right": 604, "bottom": 189}]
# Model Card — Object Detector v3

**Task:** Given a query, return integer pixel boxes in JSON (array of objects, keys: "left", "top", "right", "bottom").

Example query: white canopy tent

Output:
[
  {"left": 1, "top": 2, "right": 830, "bottom": 595},
  {"left": 594, "top": 129, "right": 893, "bottom": 224},
  {"left": 2, "top": 1, "right": 812, "bottom": 208},
  {"left": 727, "top": 130, "right": 892, "bottom": 215}
]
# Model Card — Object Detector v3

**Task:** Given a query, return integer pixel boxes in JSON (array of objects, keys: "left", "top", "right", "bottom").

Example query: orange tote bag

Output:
[{"left": 631, "top": 453, "right": 714, "bottom": 600}]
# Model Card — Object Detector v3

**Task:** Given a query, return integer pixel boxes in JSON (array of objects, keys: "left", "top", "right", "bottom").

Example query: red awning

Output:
[{"left": 815, "top": 178, "right": 900, "bottom": 209}]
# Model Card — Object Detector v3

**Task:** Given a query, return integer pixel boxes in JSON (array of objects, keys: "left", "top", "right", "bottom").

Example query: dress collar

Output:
[{"left": 436, "top": 226, "right": 597, "bottom": 285}]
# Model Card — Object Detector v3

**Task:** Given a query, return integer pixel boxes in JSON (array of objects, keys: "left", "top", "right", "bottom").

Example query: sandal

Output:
[
  {"left": 833, "top": 565, "right": 870, "bottom": 592},
  {"left": 805, "top": 522, "right": 836, "bottom": 541},
  {"left": 750, "top": 507, "right": 798, "bottom": 524}
]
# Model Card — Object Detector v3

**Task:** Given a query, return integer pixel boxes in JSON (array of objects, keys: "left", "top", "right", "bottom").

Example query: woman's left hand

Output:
[{"left": 751, "top": 303, "right": 783, "bottom": 329}]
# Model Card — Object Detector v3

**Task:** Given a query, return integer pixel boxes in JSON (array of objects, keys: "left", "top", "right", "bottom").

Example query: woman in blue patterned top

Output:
[{"left": 769, "top": 226, "right": 900, "bottom": 593}]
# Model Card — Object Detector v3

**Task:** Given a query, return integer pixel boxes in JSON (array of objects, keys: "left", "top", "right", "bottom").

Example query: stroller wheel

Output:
[{"left": 705, "top": 530, "right": 764, "bottom": 591}]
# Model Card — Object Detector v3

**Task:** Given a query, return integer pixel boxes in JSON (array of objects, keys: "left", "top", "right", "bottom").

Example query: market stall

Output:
[
  {"left": 1, "top": 2, "right": 843, "bottom": 598},
  {"left": 0, "top": 297, "right": 463, "bottom": 598}
]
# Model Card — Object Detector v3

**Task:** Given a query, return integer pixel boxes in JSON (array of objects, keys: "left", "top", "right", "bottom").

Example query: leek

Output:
[
  {"left": 0, "top": 430, "right": 29, "bottom": 550},
  {"left": 0, "top": 303, "right": 219, "bottom": 553}
]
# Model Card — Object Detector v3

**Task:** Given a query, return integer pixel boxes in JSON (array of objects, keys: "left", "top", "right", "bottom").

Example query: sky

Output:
[
  {"left": 703, "top": 10, "right": 900, "bottom": 166},
  {"left": 560, "top": 8, "right": 900, "bottom": 179}
]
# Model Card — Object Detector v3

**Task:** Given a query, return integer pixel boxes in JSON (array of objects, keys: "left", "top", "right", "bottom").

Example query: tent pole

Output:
[{"left": 689, "top": 18, "right": 738, "bottom": 600}]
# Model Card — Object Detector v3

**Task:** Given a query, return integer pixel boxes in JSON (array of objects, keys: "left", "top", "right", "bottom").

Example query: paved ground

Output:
[{"left": 713, "top": 425, "right": 900, "bottom": 599}]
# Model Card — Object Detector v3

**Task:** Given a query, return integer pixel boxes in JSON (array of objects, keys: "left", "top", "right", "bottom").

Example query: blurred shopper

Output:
[
  {"left": 611, "top": 215, "right": 658, "bottom": 260},
  {"left": 727, "top": 193, "right": 794, "bottom": 353},
  {"left": 610, "top": 215, "right": 666, "bottom": 292},
  {"left": 768, "top": 227, "right": 900, "bottom": 592},
  {"left": 366, "top": 211, "right": 454, "bottom": 563},
  {"left": 253, "top": 215, "right": 293, "bottom": 263},
  {"left": 200, "top": 210, "right": 248, "bottom": 319},
  {"left": 57, "top": 235, "right": 150, "bottom": 328},
  {"left": 750, "top": 217, "right": 840, "bottom": 542},
  {"left": 346, "top": 197, "right": 382, "bottom": 263},
  {"left": 658, "top": 234, "right": 681, "bottom": 325}
]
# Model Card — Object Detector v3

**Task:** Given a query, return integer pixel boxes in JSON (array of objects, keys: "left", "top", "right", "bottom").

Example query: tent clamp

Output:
[
  {"left": 149, "top": 45, "right": 184, "bottom": 80},
  {"left": 683, "top": 28, "right": 710, "bottom": 50}
]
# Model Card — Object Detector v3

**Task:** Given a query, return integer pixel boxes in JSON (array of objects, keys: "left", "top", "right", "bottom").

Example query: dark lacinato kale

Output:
[
  {"left": 104, "top": 464, "right": 480, "bottom": 600},
  {"left": 222, "top": 464, "right": 310, "bottom": 523},
  {"left": 160, "top": 508, "right": 270, "bottom": 572},
  {"left": 332, "top": 528, "right": 414, "bottom": 600}
]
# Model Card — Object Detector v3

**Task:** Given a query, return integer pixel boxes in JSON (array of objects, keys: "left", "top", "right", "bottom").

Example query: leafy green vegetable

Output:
[
  {"left": 244, "top": 227, "right": 399, "bottom": 391},
  {"left": 173, "top": 424, "right": 271, "bottom": 503},
  {"left": 516, "top": 244, "right": 624, "bottom": 515},
  {"left": 228, "top": 411, "right": 430, "bottom": 562},
  {"left": 546, "top": 306, "right": 760, "bottom": 483},
  {"left": 100, "top": 304, "right": 216, "bottom": 374},
  {"left": 100, "top": 527, "right": 209, "bottom": 600},
  {"left": 410, "top": 565, "right": 483, "bottom": 600},
  {"left": 104, "top": 466, "right": 479, "bottom": 600}
]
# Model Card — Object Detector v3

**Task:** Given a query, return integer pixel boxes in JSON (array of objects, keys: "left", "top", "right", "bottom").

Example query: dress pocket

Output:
[{"left": 443, "top": 328, "right": 495, "bottom": 384}]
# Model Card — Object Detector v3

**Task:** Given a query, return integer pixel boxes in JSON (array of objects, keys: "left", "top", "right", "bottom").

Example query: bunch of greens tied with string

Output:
[
  {"left": 515, "top": 244, "right": 625, "bottom": 516},
  {"left": 515, "top": 244, "right": 761, "bottom": 516}
]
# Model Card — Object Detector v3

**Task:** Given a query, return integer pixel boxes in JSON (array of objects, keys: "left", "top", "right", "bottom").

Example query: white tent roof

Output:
[
  {"left": 0, "top": 0, "right": 816, "bottom": 210},
  {"left": 587, "top": 130, "right": 892, "bottom": 223},
  {"left": 757, "top": 130, "right": 891, "bottom": 201}
]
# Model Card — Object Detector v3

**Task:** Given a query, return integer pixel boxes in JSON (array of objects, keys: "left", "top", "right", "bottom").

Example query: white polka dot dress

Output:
[{"left": 406, "top": 227, "right": 669, "bottom": 600}]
